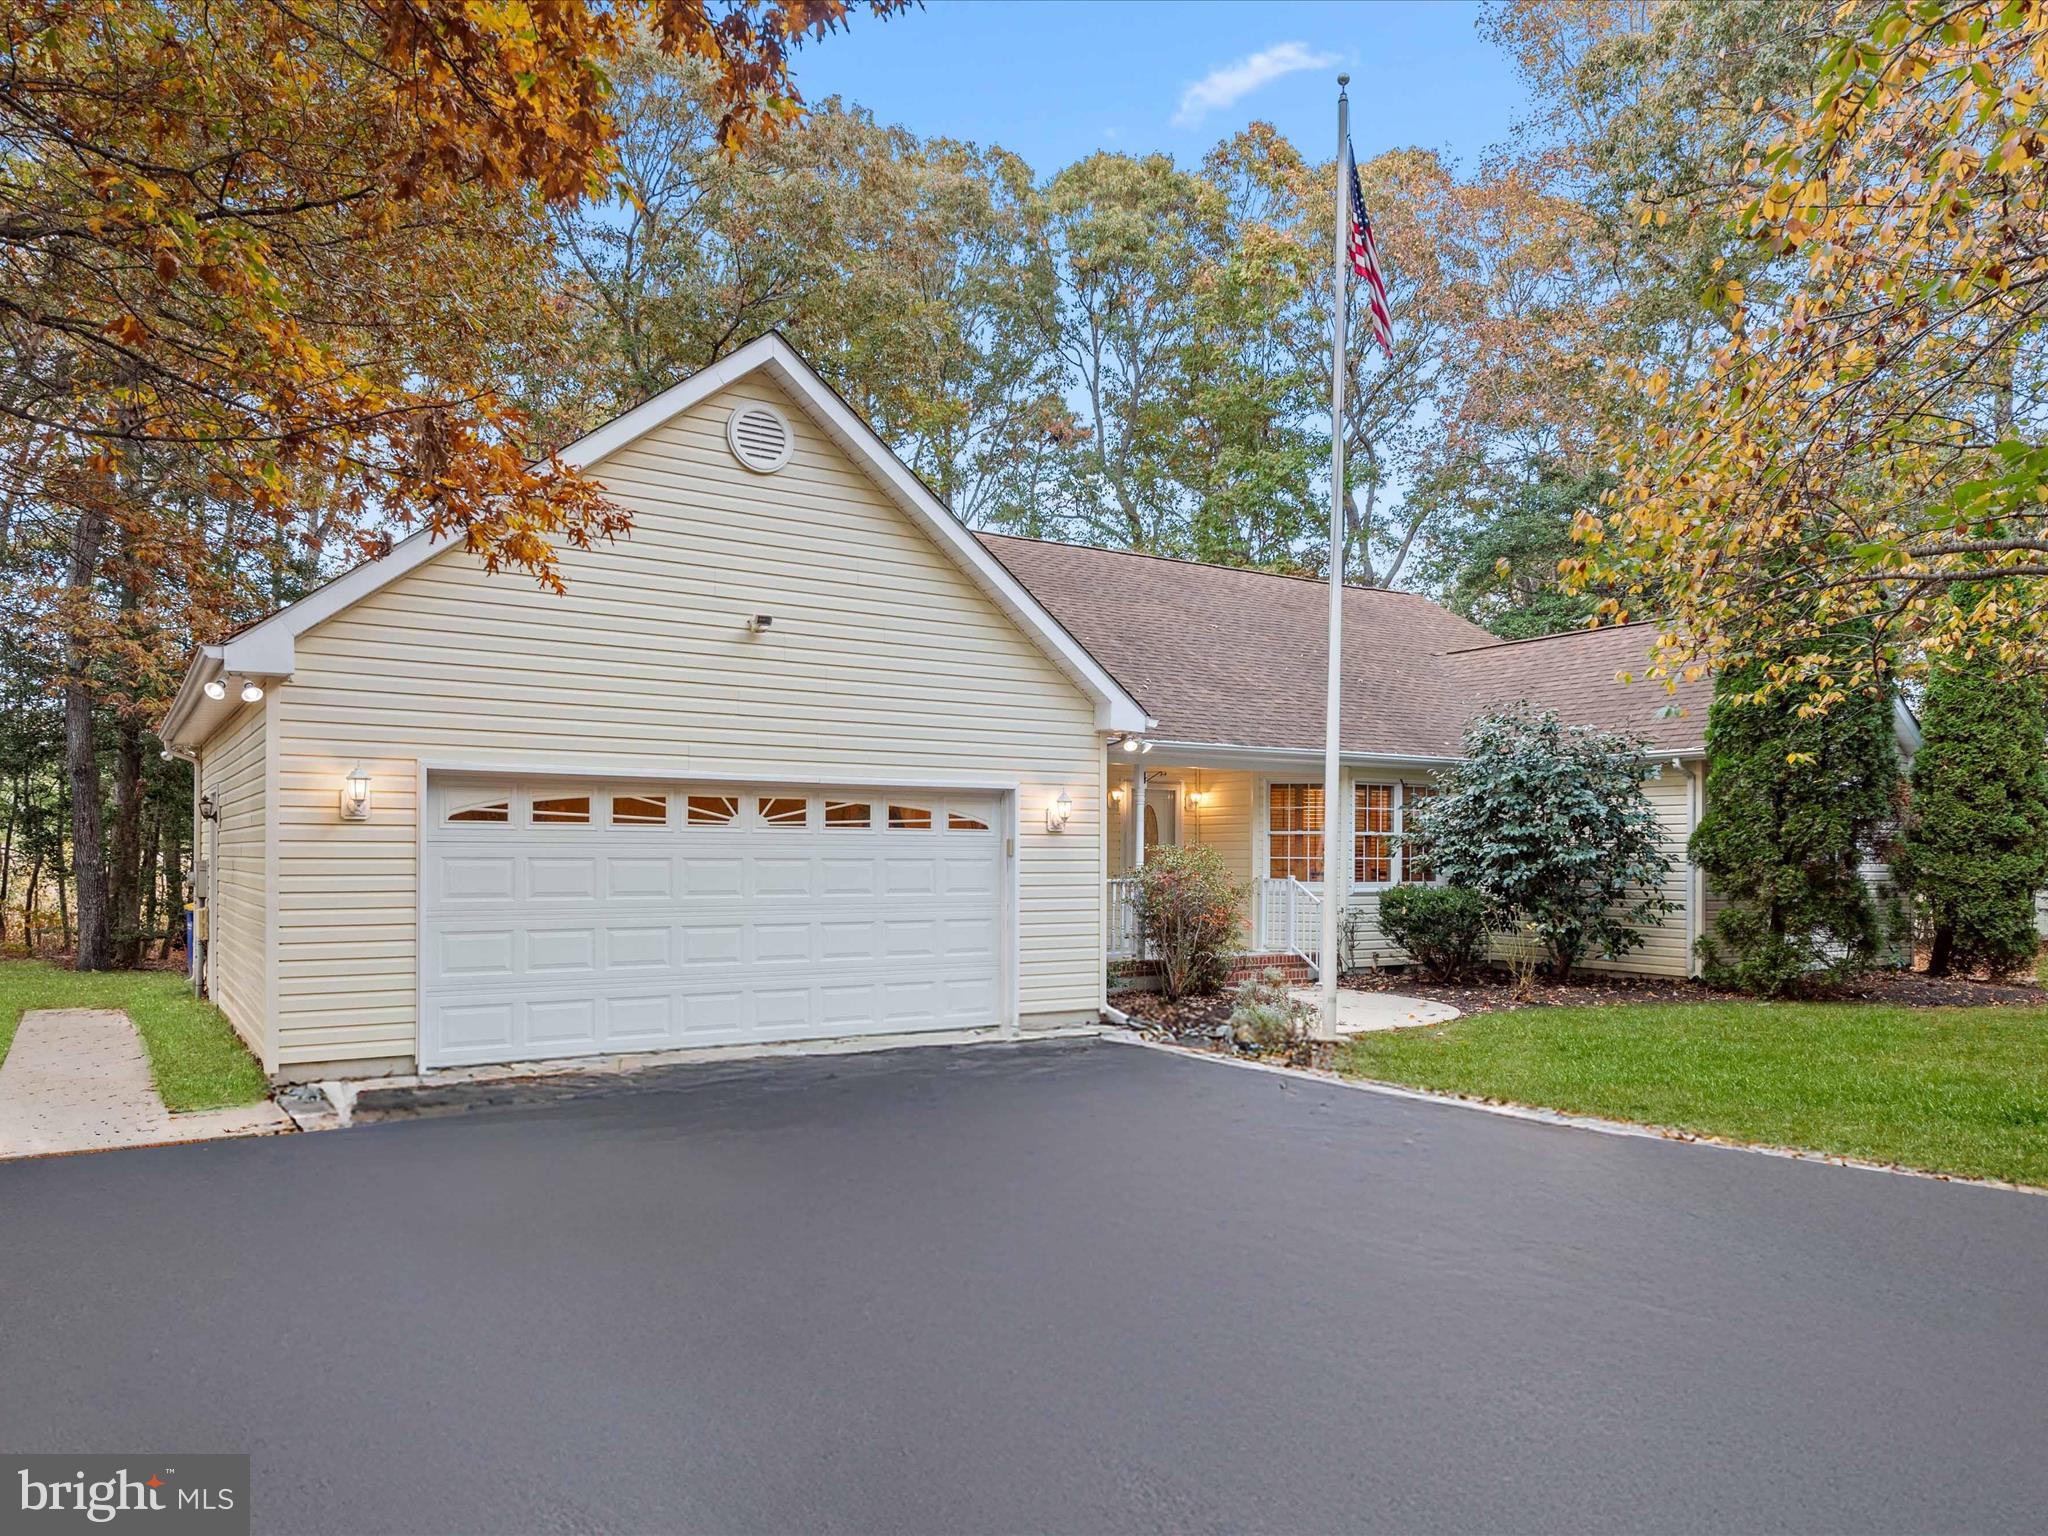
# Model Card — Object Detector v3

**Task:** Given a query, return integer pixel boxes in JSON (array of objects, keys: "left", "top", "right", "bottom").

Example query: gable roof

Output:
[
  {"left": 161, "top": 336, "right": 1149, "bottom": 749},
  {"left": 978, "top": 534, "right": 1712, "bottom": 758}
]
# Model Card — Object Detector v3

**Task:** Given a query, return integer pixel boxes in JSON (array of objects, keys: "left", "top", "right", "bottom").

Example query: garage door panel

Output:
[
  {"left": 437, "top": 857, "right": 517, "bottom": 904},
  {"left": 605, "top": 857, "right": 674, "bottom": 900},
  {"left": 422, "top": 778, "right": 1008, "bottom": 1067},
  {"left": 528, "top": 998, "right": 597, "bottom": 1048},
  {"left": 527, "top": 927, "right": 597, "bottom": 974},
  {"left": 753, "top": 858, "right": 812, "bottom": 897},
  {"left": 603, "top": 994, "right": 672, "bottom": 1044},
  {"left": 681, "top": 857, "right": 744, "bottom": 897},
  {"left": 438, "top": 929, "right": 516, "bottom": 979},
  {"left": 606, "top": 925, "right": 672, "bottom": 970},
  {"left": 528, "top": 858, "right": 597, "bottom": 901}
]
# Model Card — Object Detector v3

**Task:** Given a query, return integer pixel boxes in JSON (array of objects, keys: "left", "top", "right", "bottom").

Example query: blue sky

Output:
[{"left": 796, "top": 1, "right": 1530, "bottom": 176}]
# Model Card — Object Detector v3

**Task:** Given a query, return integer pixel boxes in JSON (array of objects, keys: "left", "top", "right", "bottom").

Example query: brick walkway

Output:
[{"left": 0, "top": 1008, "right": 289, "bottom": 1158}]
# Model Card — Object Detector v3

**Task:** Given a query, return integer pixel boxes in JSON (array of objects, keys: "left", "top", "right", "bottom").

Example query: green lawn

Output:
[
  {"left": 1336, "top": 1001, "right": 2048, "bottom": 1188},
  {"left": 0, "top": 959, "right": 267, "bottom": 1112}
]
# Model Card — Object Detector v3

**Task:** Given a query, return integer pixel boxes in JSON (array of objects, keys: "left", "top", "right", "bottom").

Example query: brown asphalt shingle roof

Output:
[{"left": 979, "top": 534, "right": 1709, "bottom": 757}]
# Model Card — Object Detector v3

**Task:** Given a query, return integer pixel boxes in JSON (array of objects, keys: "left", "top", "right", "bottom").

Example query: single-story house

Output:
[{"left": 159, "top": 335, "right": 1917, "bottom": 1083}]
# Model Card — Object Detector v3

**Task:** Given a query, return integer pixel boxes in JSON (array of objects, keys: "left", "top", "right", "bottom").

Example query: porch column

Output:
[{"left": 1130, "top": 765, "right": 1147, "bottom": 870}]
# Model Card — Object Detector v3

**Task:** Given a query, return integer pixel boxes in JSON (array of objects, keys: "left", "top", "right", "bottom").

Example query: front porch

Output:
[{"left": 1103, "top": 751, "right": 1446, "bottom": 980}]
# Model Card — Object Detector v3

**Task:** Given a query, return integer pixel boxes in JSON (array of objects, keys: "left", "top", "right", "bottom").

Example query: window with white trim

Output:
[
  {"left": 824, "top": 799, "right": 871, "bottom": 829},
  {"left": 531, "top": 794, "right": 591, "bottom": 825},
  {"left": 758, "top": 795, "right": 808, "bottom": 828},
  {"left": 1267, "top": 783, "right": 1324, "bottom": 881},
  {"left": 447, "top": 797, "right": 510, "bottom": 824},
  {"left": 611, "top": 793, "right": 668, "bottom": 827},
  {"left": 946, "top": 809, "right": 989, "bottom": 831},
  {"left": 888, "top": 804, "right": 933, "bottom": 830},
  {"left": 1353, "top": 783, "right": 1394, "bottom": 884},
  {"left": 686, "top": 795, "right": 738, "bottom": 825}
]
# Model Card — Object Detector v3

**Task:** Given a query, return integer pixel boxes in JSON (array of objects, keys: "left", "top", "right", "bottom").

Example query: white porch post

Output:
[{"left": 1130, "top": 765, "right": 1147, "bottom": 871}]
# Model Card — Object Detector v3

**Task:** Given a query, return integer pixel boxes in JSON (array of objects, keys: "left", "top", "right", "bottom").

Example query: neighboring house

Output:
[{"left": 158, "top": 336, "right": 1914, "bottom": 1084}]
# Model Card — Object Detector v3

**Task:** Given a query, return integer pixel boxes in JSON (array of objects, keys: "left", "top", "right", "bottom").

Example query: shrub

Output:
[
  {"left": 1377, "top": 883, "right": 1487, "bottom": 981},
  {"left": 1690, "top": 661, "right": 1901, "bottom": 995},
  {"left": 1894, "top": 661, "right": 2048, "bottom": 978},
  {"left": 1406, "top": 706, "right": 1674, "bottom": 980},
  {"left": 1226, "top": 968, "right": 1317, "bottom": 1065},
  {"left": 1130, "top": 843, "right": 1246, "bottom": 1001}
]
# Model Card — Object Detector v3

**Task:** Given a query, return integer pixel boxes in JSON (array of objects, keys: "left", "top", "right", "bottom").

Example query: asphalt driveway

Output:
[{"left": 2, "top": 1038, "right": 2044, "bottom": 1535}]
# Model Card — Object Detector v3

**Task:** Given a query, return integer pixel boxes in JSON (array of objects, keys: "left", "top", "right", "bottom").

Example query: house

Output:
[
  {"left": 988, "top": 537, "right": 1721, "bottom": 978},
  {"left": 156, "top": 335, "right": 1906, "bottom": 1084}
]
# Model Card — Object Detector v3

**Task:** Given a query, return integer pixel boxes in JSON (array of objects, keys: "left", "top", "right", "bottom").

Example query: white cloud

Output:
[{"left": 1172, "top": 42, "right": 1341, "bottom": 129}]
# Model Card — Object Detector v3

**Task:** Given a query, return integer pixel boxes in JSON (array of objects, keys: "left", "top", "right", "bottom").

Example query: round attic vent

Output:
[{"left": 726, "top": 402, "right": 794, "bottom": 473}]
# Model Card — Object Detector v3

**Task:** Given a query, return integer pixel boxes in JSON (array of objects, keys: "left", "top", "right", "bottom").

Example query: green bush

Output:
[
  {"left": 1894, "top": 661, "right": 2048, "bottom": 978},
  {"left": 1377, "top": 883, "right": 1487, "bottom": 981},
  {"left": 1691, "top": 661, "right": 1901, "bottom": 995},
  {"left": 1406, "top": 706, "right": 1674, "bottom": 979},
  {"left": 1130, "top": 843, "right": 1246, "bottom": 1001}
]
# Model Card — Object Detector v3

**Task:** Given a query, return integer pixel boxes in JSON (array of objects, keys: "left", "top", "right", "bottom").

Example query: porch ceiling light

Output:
[
  {"left": 1120, "top": 736, "right": 1140, "bottom": 753},
  {"left": 202, "top": 677, "right": 227, "bottom": 701},
  {"left": 239, "top": 677, "right": 264, "bottom": 704}
]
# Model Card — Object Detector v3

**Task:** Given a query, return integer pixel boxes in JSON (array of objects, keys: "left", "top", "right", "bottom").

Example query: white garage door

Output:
[{"left": 421, "top": 778, "right": 1009, "bottom": 1068}]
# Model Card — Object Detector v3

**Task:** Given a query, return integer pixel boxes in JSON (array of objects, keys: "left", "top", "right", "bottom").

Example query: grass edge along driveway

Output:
[
  {"left": 0, "top": 959, "right": 267, "bottom": 1113},
  {"left": 1336, "top": 1000, "right": 2048, "bottom": 1189}
]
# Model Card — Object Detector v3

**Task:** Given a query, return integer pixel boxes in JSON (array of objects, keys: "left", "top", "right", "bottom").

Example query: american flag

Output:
[{"left": 1345, "top": 142, "right": 1392, "bottom": 358}]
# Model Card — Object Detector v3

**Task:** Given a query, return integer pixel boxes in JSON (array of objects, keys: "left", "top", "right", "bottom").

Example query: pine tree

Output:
[
  {"left": 1690, "top": 667, "right": 1902, "bottom": 995},
  {"left": 1894, "top": 662, "right": 2048, "bottom": 977}
]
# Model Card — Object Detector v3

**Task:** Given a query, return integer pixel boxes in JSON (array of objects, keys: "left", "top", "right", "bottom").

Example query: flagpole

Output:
[{"left": 1318, "top": 76, "right": 1349, "bottom": 1036}]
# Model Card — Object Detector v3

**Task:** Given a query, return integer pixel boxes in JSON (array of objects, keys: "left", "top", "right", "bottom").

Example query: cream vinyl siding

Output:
[
  {"left": 202, "top": 699, "right": 269, "bottom": 1061},
  {"left": 1576, "top": 766, "right": 1695, "bottom": 979},
  {"left": 267, "top": 377, "right": 1103, "bottom": 1069},
  {"left": 1328, "top": 765, "right": 1698, "bottom": 978}
]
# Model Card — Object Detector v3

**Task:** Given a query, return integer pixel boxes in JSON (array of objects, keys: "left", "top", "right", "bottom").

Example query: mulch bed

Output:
[
  {"left": 1352, "top": 964, "right": 2048, "bottom": 1015},
  {"left": 1114, "top": 963, "right": 2048, "bottom": 1037}
]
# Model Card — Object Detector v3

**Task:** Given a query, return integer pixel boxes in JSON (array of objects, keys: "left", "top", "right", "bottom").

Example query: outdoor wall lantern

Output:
[
  {"left": 1110, "top": 785, "right": 1126, "bottom": 808},
  {"left": 1046, "top": 790, "right": 1073, "bottom": 833},
  {"left": 1185, "top": 789, "right": 1207, "bottom": 809},
  {"left": 340, "top": 763, "right": 372, "bottom": 823}
]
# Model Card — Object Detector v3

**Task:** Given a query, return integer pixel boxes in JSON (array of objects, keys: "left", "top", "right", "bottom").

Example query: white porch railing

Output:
[
  {"left": 1107, "top": 877, "right": 1144, "bottom": 958},
  {"left": 1256, "top": 877, "right": 1324, "bottom": 974},
  {"left": 1108, "top": 875, "right": 1324, "bottom": 974}
]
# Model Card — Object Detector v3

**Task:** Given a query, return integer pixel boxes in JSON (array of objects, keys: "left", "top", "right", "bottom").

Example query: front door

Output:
[{"left": 1143, "top": 780, "right": 1182, "bottom": 854}]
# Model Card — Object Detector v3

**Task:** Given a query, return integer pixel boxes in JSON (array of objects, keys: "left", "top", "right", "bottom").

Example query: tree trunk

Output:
[
  {"left": 1927, "top": 923, "right": 1954, "bottom": 978},
  {"left": 0, "top": 803, "right": 13, "bottom": 949},
  {"left": 159, "top": 820, "right": 181, "bottom": 961},
  {"left": 139, "top": 809, "right": 161, "bottom": 966},
  {"left": 109, "top": 711, "right": 143, "bottom": 967},
  {"left": 54, "top": 832, "right": 71, "bottom": 952},
  {"left": 22, "top": 851, "right": 40, "bottom": 954},
  {"left": 63, "top": 503, "right": 110, "bottom": 969}
]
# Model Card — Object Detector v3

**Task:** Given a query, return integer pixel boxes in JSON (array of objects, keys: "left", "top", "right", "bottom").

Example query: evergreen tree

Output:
[
  {"left": 1690, "top": 666, "right": 1902, "bottom": 995},
  {"left": 1894, "top": 662, "right": 2048, "bottom": 977}
]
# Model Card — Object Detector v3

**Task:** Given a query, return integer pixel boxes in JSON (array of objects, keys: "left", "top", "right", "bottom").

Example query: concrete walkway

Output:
[
  {"left": 0, "top": 1008, "right": 288, "bottom": 1158},
  {"left": 1294, "top": 986, "right": 1460, "bottom": 1035}
]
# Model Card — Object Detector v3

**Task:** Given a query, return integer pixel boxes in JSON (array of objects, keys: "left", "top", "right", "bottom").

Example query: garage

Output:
[{"left": 421, "top": 776, "right": 1011, "bottom": 1068}]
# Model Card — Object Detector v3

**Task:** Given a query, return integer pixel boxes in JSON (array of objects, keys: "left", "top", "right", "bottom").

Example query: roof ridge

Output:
[
  {"left": 976, "top": 530, "right": 1462, "bottom": 604},
  {"left": 1443, "top": 620, "right": 1658, "bottom": 656}
]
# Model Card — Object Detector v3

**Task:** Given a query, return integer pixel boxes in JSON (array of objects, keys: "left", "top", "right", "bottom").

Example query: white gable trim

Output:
[{"left": 163, "top": 334, "right": 1149, "bottom": 747}]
